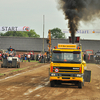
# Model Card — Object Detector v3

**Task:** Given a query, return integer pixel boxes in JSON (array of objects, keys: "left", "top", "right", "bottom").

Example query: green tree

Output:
[
  {"left": 27, "top": 30, "right": 40, "bottom": 38},
  {"left": 50, "top": 28, "right": 65, "bottom": 39},
  {"left": 0, "top": 29, "right": 40, "bottom": 38},
  {"left": 0, "top": 33, "right": 4, "bottom": 36}
]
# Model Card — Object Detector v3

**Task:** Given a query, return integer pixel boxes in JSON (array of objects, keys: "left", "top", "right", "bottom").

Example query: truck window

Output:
[
  {"left": 86, "top": 51, "right": 93, "bottom": 54},
  {"left": 52, "top": 51, "right": 81, "bottom": 63}
]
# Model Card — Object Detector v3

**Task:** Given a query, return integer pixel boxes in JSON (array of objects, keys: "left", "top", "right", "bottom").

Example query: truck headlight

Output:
[
  {"left": 51, "top": 73, "right": 55, "bottom": 76},
  {"left": 77, "top": 74, "right": 82, "bottom": 77}
]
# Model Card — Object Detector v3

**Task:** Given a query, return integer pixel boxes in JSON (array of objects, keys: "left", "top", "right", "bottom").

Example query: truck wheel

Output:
[
  {"left": 57, "top": 81, "right": 61, "bottom": 85},
  {"left": 1, "top": 64, "right": 3, "bottom": 68},
  {"left": 78, "top": 82, "right": 82, "bottom": 88},
  {"left": 6, "top": 66, "right": 8, "bottom": 68},
  {"left": 44, "top": 57, "right": 46, "bottom": 63},
  {"left": 50, "top": 81, "right": 55, "bottom": 87},
  {"left": 17, "top": 65, "right": 20, "bottom": 68},
  {"left": 74, "top": 82, "right": 78, "bottom": 86}
]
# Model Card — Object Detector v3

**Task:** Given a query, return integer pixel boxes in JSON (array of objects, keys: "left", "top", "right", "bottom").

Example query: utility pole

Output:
[{"left": 43, "top": 15, "right": 45, "bottom": 53}]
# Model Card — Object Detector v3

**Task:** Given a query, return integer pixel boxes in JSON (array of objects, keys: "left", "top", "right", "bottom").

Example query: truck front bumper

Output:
[{"left": 49, "top": 73, "right": 83, "bottom": 82}]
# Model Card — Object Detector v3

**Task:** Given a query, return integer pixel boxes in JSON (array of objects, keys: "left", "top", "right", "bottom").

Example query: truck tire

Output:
[
  {"left": 1, "top": 64, "right": 3, "bottom": 68},
  {"left": 78, "top": 82, "right": 82, "bottom": 88},
  {"left": 1, "top": 58, "right": 2, "bottom": 62},
  {"left": 50, "top": 81, "right": 55, "bottom": 87},
  {"left": 40, "top": 58, "right": 44, "bottom": 63},
  {"left": 32, "top": 55, "right": 35, "bottom": 60},
  {"left": 6, "top": 66, "right": 8, "bottom": 68},
  {"left": 44, "top": 57, "right": 46, "bottom": 63},
  {"left": 36, "top": 55, "right": 38, "bottom": 61},
  {"left": 17, "top": 64, "right": 20, "bottom": 68},
  {"left": 56, "top": 81, "right": 61, "bottom": 85}
]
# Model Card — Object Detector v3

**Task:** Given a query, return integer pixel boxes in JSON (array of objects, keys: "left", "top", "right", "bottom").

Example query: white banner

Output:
[
  {"left": 63, "top": 29, "right": 100, "bottom": 34},
  {"left": 0, "top": 26, "right": 30, "bottom": 31}
]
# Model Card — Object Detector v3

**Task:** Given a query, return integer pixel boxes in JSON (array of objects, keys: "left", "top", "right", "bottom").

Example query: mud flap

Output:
[
  {"left": 84, "top": 70, "right": 91, "bottom": 82},
  {"left": 12, "top": 59, "right": 17, "bottom": 67},
  {"left": 3, "top": 58, "right": 7, "bottom": 67}
]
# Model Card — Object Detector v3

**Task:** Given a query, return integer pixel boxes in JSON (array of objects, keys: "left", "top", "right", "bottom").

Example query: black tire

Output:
[
  {"left": 1, "top": 64, "right": 3, "bottom": 68},
  {"left": 44, "top": 57, "right": 46, "bottom": 63},
  {"left": 50, "top": 81, "right": 55, "bottom": 87},
  {"left": 74, "top": 82, "right": 78, "bottom": 86},
  {"left": 40, "top": 58, "right": 44, "bottom": 63},
  {"left": 56, "top": 81, "right": 61, "bottom": 85},
  {"left": 17, "top": 64, "right": 20, "bottom": 68},
  {"left": 32, "top": 55, "right": 35, "bottom": 60},
  {"left": 6, "top": 66, "right": 8, "bottom": 68},
  {"left": 36, "top": 55, "right": 38, "bottom": 61},
  {"left": 78, "top": 82, "right": 82, "bottom": 88}
]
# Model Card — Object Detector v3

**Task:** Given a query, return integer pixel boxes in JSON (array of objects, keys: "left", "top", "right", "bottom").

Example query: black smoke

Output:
[{"left": 57, "top": 0, "right": 100, "bottom": 43}]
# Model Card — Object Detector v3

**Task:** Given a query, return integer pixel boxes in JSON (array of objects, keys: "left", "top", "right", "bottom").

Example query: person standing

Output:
[
  {"left": 24, "top": 53, "right": 27, "bottom": 62},
  {"left": 27, "top": 53, "right": 30, "bottom": 62},
  {"left": 21, "top": 54, "right": 23, "bottom": 62},
  {"left": 18, "top": 54, "right": 21, "bottom": 62}
]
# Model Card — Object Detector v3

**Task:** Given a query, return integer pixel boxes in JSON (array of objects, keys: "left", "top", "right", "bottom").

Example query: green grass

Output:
[
  {"left": 0, "top": 73, "right": 4, "bottom": 76},
  {"left": 22, "top": 60, "right": 39, "bottom": 62},
  {"left": 11, "top": 67, "right": 26, "bottom": 72},
  {"left": 0, "top": 60, "right": 43, "bottom": 76},
  {"left": 11, "top": 62, "right": 41, "bottom": 72}
]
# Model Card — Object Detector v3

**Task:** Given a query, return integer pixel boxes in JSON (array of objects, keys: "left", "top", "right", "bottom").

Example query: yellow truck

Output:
[{"left": 49, "top": 43, "right": 91, "bottom": 88}]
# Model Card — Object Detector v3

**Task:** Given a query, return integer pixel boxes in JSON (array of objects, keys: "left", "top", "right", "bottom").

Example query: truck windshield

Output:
[{"left": 52, "top": 51, "right": 81, "bottom": 63}]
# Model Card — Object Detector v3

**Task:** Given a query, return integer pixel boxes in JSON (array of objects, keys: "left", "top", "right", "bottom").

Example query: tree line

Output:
[{"left": 0, "top": 28, "right": 65, "bottom": 39}]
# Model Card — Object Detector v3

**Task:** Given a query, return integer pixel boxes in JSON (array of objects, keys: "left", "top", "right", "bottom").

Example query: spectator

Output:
[
  {"left": 0, "top": 53, "right": 2, "bottom": 61},
  {"left": 21, "top": 54, "right": 23, "bottom": 62},
  {"left": 2, "top": 53, "right": 5, "bottom": 59},
  {"left": 18, "top": 54, "right": 21, "bottom": 62},
  {"left": 27, "top": 53, "right": 31, "bottom": 62},
  {"left": 24, "top": 53, "right": 27, "bottom": 62},
  {"left": 9, "top": 53, "right": 12, "bottom": 57},
  {"left": 5, "top": 53, "right": 8, "bottom": 58}
]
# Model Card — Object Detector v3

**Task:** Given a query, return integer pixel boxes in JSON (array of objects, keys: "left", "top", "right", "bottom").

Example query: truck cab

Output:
[
  {"left": 83, "top": 50, "right": 94, "bottom": 63},
  {"left": 49, "top": 44, "right": 91, "bottom": 88},
  {"left": 95, "top": 51, "right": 100, "bottom": 64}
]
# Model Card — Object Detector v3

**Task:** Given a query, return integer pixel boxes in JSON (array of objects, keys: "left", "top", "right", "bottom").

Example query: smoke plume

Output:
[{"left": 57, "top": 0, "right": 100, "bottom": 43}]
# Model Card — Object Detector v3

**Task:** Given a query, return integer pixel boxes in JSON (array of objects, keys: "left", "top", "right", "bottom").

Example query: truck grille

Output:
[{"left": 53, "top": 67, "right": 80, "bottom": 73}]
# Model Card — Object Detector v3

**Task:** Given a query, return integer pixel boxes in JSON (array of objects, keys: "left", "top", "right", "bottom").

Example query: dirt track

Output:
[{"left": 0, "top": 63, "right": 100, "bottom": 100}]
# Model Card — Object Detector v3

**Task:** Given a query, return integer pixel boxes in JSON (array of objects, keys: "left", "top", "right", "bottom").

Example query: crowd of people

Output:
[
  {"left": 0, "top": 52, "right": 32, "bottom": 62},
  {"left": 0, "top": 50, "right": 48, "bottom": 63}
]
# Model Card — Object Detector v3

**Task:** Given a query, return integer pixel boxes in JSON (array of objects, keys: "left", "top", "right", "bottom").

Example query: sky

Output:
[{"left": 0, "top": 0, "right": 100, "bottom": 40}]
